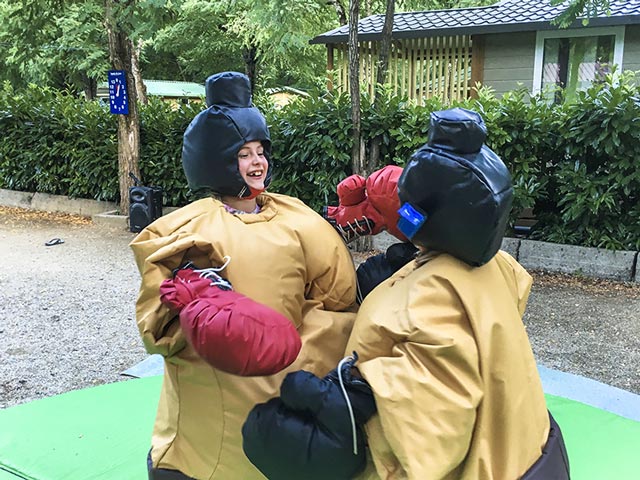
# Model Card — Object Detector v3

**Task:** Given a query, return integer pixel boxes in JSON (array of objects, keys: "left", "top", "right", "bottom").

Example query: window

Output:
[{"left": 533, "top": 26, "right": 625, "bottom": 102}]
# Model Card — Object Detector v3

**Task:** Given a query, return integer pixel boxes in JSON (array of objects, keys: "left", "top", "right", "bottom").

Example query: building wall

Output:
[
  {"left": 622, "top": 24, "right": 640, "bottom": 73},
  {"left": 482, "top": 26, "right": 640, "bottom": 97},
  {"left": 481, "top": 31, "right": 537, "bottom": 97}
]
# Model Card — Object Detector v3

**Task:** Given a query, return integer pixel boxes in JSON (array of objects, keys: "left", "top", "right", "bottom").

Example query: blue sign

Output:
[{"left": 108, "top": 70, "right": 129, "bottom": 115}]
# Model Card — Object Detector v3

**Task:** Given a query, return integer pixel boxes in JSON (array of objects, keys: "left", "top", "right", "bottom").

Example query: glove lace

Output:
[
  {"left": 337, "top": 354, "right": 359, "bottom": 456},
  {"left": 192, "top": 256, "right": 233, "bottom": 291},
  {"left": 335, "top": 216, "right": 373, "bottom": 243},
  {"left": 356, "top": 278, "right": 365, "bottom": 305}
]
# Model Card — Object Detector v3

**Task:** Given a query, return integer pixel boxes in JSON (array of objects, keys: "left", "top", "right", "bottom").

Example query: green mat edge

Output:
[{"left": 1, "top": 379, "right": 639, "bottom": 480}]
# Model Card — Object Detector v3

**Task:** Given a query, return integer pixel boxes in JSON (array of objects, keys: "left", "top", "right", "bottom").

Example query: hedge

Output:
[{"left": 1, "top": 73, "right": 638, "bottom": 251}]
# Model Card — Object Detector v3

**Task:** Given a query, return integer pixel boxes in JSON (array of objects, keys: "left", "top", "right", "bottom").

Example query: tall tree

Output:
[
  {"left": 328, "top": 0, "right": 348, "bottom": 24},
  {"left": 1, "top": 0, "right": 172, "bottom": 211},
  {"left": 102, "top": 0, "right": 173, "bottom": 211},
  {"left": 227, "top": 0, "right": 339, "bottom": 89},
  {"left": 0, "top": 0, "right": 111, "bottom": 97},
  {"left": 150, "top": 0, "right": 244, "bottom": 83},
  {"left": 348, "top": 0, "right": 364, "bottom": 175},
  {"left": 348, "top": 0, "right": 371, "bottom": 252},
  {"left": 152, "top": 0, "right": 339, "bottom": 89},
  {"left": 375, "top": 0, "right": 396, "bottom": 87},
  {"left": 104, "top": 0, "right": 140, "bottom": 214},
  {"left": 368, "top": 0, "right": 395, "bottom": 175}
]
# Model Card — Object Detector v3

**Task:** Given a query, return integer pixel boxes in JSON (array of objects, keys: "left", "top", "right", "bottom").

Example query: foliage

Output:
[
  {"left": 226, "top": 0, "right": 340, "bottom": 89},
  {"left": 150, "top": 0, "right": 245, "bottom": 82},
  {"left": 0, "top": 0, "right": 173, "bottom": 95},
  {"left": 138, "top": 98, "right": 201, "bottom": 206},
  {"left": 266, "top": 86, "right": 443, "bottom": 210},
  {"left": 0, "top": 82, "right": 194, "bottom": 205},
  {"left": 265, "top": 90, "right": 354, "bottom": 210},
  {"left": 551, "top": 0, "right": 611, "bottom": 28},
  {"left": 473, "top": 85, "right": 565, "bottom": 231},
  {"left": 0, "top": 0, "right": 342, "bottom": 93},
  {"left": 532, "top": 70, "right": 640, "bottom": 251},
  {"left": 0, "top": 82, "right": 117, "bottom": 199},
  {"left": 2, "top": 71, "right": 639, "bottom": 251},
  {"left": 0, "top": 0, "right": 502, "bottom": 95}
]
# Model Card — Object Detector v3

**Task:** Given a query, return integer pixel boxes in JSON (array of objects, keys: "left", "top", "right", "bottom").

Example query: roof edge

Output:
[{"left": 310, "top": 15, "right": 640, "bottom": 45}]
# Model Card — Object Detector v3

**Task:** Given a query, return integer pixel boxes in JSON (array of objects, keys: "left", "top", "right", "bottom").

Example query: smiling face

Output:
[{"left": 237, "top": 141, "right": 268, "bottom": 191}]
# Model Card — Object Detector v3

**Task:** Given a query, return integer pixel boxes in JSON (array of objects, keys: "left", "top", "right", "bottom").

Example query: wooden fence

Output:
[{"left": 329, "top": 35, "right": 478, "bottom": 104}]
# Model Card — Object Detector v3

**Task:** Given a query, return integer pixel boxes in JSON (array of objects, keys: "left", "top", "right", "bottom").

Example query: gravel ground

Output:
[
  {"left": 1, "top": 206, "right": 638, "bottom": 409},
  {"left": 0, "top": 207, "right": 147, "bottom": 408}
]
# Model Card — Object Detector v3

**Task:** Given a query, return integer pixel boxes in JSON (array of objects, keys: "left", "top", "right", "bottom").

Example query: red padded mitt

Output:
[
  {"left": 365, "top": 165, "right": 406, "bottom": 241},
  {"left": 324, "top": 165, "right": 407, "bottom": 243},
  {"left": 159, "top": 267, "right": 225, "bottom": 311},
  {"left": 160, "top": 265, "right": 301, "bottom": 376},
  {"left": 179, "top": 289, "right": 301, "bottom": 376}
]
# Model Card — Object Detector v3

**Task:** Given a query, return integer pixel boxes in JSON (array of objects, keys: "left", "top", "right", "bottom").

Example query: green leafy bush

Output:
[
  {"left": 532, "top": 71, "right": 640, "bottom": 251},
  {"left": 1, "top": 74, "right": 639, "bottom": 251},
  {"left": 0, "top": 82, "right": 117, "bottom": 199},
  {"left": 264, "top": 90, "right": 353, "bottom": 211},
  {"left": 138, "top": 98, "right": 200, "bottom": 206},
  {"left": 473, "top": 85, "right": 566, "bottom": 232}
]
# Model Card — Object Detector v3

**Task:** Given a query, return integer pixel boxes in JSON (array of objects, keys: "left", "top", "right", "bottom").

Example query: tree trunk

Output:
[
  {"left": 329, "top": 0, "right": 348, "bottom": 25},
  {"left": 105, "top": 0, "right": 140, "bottom": 216},
  {"left": 243, "top": 44, "right": 259, "bottom": 93},
  {"left": 81, "top": 73, "right": 97, "bottom": 101},
  {"left": 348, "top": 0, "right": 363, "bottom": 176},
  {"left": 376, "top": 0, "right": 395, "bottom": 88},
  {"left": 348, "top": 0, "right": 371, "bottom": 252},
  {"left": 368, "top": 0, "right": 395, "bottom": 174},
  {"left": 132, "top": 39, "right": 148, "bottom": 105}
]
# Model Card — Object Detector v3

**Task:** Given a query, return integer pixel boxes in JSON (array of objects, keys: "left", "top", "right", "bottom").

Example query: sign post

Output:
[{"left": 108, "top": 70, "right": 129, "bottom": 115}]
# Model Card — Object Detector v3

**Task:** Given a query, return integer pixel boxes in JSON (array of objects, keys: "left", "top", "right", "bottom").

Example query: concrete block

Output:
[
  {"left": 31, "top": 192, "right": 116, "bottom": 217},
  {"left": 92, "top": 206, "right": 179, "bottom": 231},
  {"left": 0, "top": 189, "right": 35, "bottom": 208},
  {"left": 375, "top": 233, "right": 522, "bottom": 259},
  {"left": 500, "top": 237, "right": 520, "bottom": 260},
  {"left": 519, "top": 239, "right": 636, "bottom": 281},
  {"left": 634, "top": 253, "right": 639, "bottom": 283},
  {"left": 92, "top": 210, "right": 129, "bottom": 230}
]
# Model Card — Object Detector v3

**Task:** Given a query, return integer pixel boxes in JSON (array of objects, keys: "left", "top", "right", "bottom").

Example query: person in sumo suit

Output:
[
  {"left": 129, "top": 71, "right": 358, "bottom": 480},
  {"left": 242, "top": 107, "right": 570, "bottom": 480}
]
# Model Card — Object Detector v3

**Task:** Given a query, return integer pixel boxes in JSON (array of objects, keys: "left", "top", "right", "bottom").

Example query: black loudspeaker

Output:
[{"left": 129, "top": 185, "right": 163, "bottom": 233}]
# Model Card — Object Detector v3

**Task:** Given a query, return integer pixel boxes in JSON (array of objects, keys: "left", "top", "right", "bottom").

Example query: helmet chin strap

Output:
[{"left": 245, "top": 187, "right": 265, "bottom": 200}]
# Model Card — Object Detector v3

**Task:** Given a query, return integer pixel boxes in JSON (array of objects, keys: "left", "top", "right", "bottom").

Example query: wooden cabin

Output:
[{"left": 310, "top": 0, "right": 640, "bottom": 104}]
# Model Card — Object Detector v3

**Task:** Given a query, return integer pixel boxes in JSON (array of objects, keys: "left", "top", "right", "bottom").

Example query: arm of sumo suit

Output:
[
  {"left": 242, "top": 354, "right": 376, "bottom": 480},
  {"left": 130, "top": 228, "right": 220, "bottom": 358},
  {"left": 160, "top": 265, "right": 301, "bottom": 376},
  {"left": 355, "top": 278, "right": 484, "bottom": 479},
  {"left": 302, "top": 215, "right": 359, "bottom": 312},
  {"left": 323, "top": 165, "right": 407, "bottom": 243},
  {"left": 356, "top": 242, "right": 418, "bottom": 303}
]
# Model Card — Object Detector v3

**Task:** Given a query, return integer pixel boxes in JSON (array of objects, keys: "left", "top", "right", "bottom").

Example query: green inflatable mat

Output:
[
  {"left": 0, "top": 376, "right": 161, "bottom": 480},
  {"left": 0, "top": 377, "right": 638, "bottom": 479}
]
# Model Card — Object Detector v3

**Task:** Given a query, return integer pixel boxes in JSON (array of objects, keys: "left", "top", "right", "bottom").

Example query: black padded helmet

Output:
[
  {"left": 182, "top": 71, "right": 272, "bottom": 197},
  {"left": 396, "top": 107, "right": 513, "bottom": 267}
]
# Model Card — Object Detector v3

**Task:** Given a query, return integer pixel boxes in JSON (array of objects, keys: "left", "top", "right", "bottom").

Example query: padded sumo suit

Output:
[
  {"left": 347, "top": 108, "right": 554, "bottom": 479},
  {"left": 241, "top": 108, "right": 568, "bottom": 480},
  {"left": 130, "top": 72, "right": 357, "bottom": 479}
]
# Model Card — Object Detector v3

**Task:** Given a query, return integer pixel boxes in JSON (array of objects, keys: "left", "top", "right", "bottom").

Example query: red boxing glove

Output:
[
  {"left": 324, "top": 165, "right": 407, "bottom": 243},
  {"left": 160, "top": 262, "right": 301, "bottom": 376},
  {"left": 159, "top": 267, "right": 230, "bottom": 311},
  {"left": 180, "top": 290, "right": 301, "bottom": 376}
]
